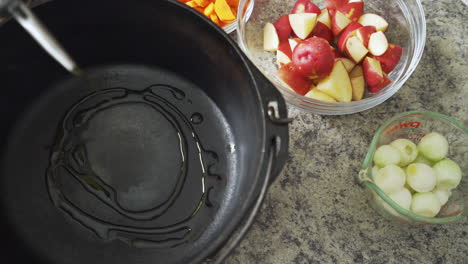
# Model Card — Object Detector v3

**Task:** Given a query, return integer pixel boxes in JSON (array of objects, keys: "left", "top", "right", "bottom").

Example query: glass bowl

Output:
[
  {"left": 358, "top": 111, "right": 467, "bottom": 224},
  {"left": 223, "top": 0, "right": 254, "bottom": 33},
  {"left": 236, "top": 0, "right": 426, "bottom": 115}
]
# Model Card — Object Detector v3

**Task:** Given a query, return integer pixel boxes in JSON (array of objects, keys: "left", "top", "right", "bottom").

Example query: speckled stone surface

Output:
[{"left": 225, "top": 0, "right": 468, "bottom": 263}]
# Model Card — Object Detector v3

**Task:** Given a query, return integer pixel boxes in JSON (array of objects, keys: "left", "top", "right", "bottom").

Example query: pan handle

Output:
[
  {"left": 250, "top": 62, "right": 291, "bottom": 180},
  {"left": 204, "top": 142, "right": 277, "bottom": 264}
]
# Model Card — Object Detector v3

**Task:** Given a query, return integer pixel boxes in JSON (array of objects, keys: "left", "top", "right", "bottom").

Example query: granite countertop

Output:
[{"left": 226, "top": 0, "right": 468, "bottom": 263}]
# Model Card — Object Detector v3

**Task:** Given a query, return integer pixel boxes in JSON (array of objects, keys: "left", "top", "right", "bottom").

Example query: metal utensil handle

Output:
[
  {"left": 205, "top": 143, "right": 277, "bottom": 264},
  {"left": 8, "top": 0, "right": 78, "bottom": 73}
]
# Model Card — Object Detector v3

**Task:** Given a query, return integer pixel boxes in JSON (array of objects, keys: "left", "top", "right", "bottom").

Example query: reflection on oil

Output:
[{"left": 46, "top": 84, "right": 221, "bottom": 248}]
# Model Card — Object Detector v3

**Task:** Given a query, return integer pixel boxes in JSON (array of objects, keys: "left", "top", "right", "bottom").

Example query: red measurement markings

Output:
[{"left": 385, "top": 121, "right": 421, "bottom": 135}]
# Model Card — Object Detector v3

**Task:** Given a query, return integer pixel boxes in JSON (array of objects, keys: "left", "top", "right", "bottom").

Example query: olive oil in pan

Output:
[{"left": 47, "top": 84, "right": 223, "bottom": 248}]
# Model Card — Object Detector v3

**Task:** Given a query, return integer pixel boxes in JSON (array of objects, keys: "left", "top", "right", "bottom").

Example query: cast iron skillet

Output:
[{"left": 0, "top": 0, "right": 289, "bottom": 263}]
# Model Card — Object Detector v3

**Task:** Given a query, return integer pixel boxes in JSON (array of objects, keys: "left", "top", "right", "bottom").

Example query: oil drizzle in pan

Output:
[{"left": 46, "top": 84, "right": 222, "bottom": 248}]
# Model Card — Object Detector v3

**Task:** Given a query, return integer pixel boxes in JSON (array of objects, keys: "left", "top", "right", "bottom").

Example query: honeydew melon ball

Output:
[
  {"left": 373, "top": 145, "right": 401, "bottom": 168},
  {"left": 390, "top": 139, "right": 418, "bottom": 167},
  {"left": 374, "top": 188, "right": 412, "bottom": 217},
  {"left": 406, "top": 163, "right": 436, "bottom": 192},
  {"left": 410, "top": 192, "right": 441, "bottom": 218},
  {"left": 433, "top": 159, "right": 462, "bottom": 190},
  {"left": 374, "top": 164, "right": 406, "bottom": 194},
  {"left": 417, "top": 132, "right": 448, "bottom": 162},
  {"left": 388, "top": 188, "right": 412, "bottom": 210},
  {"left": 433, "top": 188, "right": 451, "bottom": 206}
]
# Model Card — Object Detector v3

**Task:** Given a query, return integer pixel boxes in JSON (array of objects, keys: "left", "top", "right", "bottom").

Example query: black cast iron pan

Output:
[{"left": 0, "top": 0, "right": 289, "bottom": 263}]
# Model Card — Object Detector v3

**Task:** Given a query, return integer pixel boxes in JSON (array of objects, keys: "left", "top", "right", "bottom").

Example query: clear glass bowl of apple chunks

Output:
[{"left": 236, "top": 0, "right": 426, "bottom": 115}]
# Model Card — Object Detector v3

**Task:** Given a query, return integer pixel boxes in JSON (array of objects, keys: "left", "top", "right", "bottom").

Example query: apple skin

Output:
[
  {"left": 324, "top": 0, "right": 348, "bottom": 16},
  {"left": 331, "top": 11, "right": 352, "bottom": 36},
  {"left": 337, "top": 2, "right": 363, "bottom": 22},
  {"left": 277, "top": 63, "right": 313, "bottom": 95},
  {"left": 337, "top": 21, "right": 363, "bottom": 51},
  {"left": 332, "top": 48, "right": 345, "bottom": 58},
  {"left": 363, "top": 56, "right": 391, "bottom": 92},
  {"left": 274, "top": 15, "right": 292, "bottom": 42},
  {"left": 309, "top": 22, "right": 333, "bottom": 44},
  {"left": 278, "top": 41, "right": 293, "bottom": 57},
  {"left": 363, "top": 56, "right": 384, "bottom": 87},
  {"left": 291, "top": 0, "right": 321, "bottom": 15},
  {"left": 368, "top": 74, "right": 391, "bottom": 93},
  {"left": 356, "top": 25, "right": 377, "bottom": 47},
  {"left": 372, "top": 44, "right": 403, "bottom": 73},
  {"left": 292, "top": 37, "right": 335, "bottom": 79}
]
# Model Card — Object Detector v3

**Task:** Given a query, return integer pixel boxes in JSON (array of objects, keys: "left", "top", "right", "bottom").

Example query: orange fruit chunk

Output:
[{"left": 214, "top": 0, "right": 236, "bottom": 21}]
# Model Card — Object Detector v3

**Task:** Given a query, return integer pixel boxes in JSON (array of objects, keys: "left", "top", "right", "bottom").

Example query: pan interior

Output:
[
  {"left": 0, "top": 0, "right": 268, "bottom": 262},
  {"left": 1, "top": 65, "right": 236, "bottom": 259}
]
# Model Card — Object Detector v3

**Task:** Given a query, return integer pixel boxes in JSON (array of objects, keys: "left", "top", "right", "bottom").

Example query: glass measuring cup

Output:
[{"left": 358, "top": 111, "right": 467, "bottom": 224}]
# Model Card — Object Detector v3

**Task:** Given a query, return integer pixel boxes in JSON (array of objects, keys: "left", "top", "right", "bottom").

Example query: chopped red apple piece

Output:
[
  {"left": 337, "top": 1, "right": 363, "bottom": 22},
  {"left": 305, "top": 89, "right": 337, "bottom": 102},
  {"left": 277, "top": 63, "right": 312, "bottom": 95},
  {"left": 356, "top": 25, "right": 377, "bottom": 47},
  {"left": 289, "top": 13, "right": 318, "bottom": 39},
  {"left": 368, "top": 74, "right": 391, "bottom": 93},
  {"left": 316, "top": 60, "right": 352, "bottom": 102},
  {"left": 263, "top": 22, "right": 279, "bottom": 51},
  {"left": 263, "top": 0, "right": 402, "bottom": 102},
  {"left": 373, "top": 44, "right": 402, "bottom": 73},
  {"left": 368, "top": 31, "right": 389, "bottom": 56},
  {"left": 288, "top": 38, "right": 303, "bottom": 52},
  {"left": 336, "top": 58, "right": 355, "bottom": 72},
  {"left": 362, "top": 56, "right": 384, "bottom": 86},
  {"left": 337, "top": 21, "right": 363, "bottom": 51},
  {"left": 332, "top": 48, "right": 345, "bottom": 58},
  {"left": 291, "top": 0, "right": 321, "bottom": 14},
  {"left": 349, "top": 65, "right": 365, "bottom": 100},
  {"left": 292, "top": 37, "right": 335, "bottom": 79},
  {"left": 273, "top": 15, "right": 292, "bottom": 42},
  {"left": 317, "top": 9, "right": 331, "bottom": 29},
  {"left": 363, "top": 56, "right": 391, "bottom": 92},
  {"left": 358, "top": 13, "right": 389, "bottom": 32},
  {"left": 324, "top": 0, "right": 348, "bottom": 16},
  {"left": 310, "top": 22, "right": 333, "bottom": 43},
  {"left": 276, "top": 41, "right": 293, "bottom": 67},
  {"left": 331, "top": 11, "right": 352, "bottom": 36},
  {"left": 345, "top": 36, "right": 368, "bottom": 63}
]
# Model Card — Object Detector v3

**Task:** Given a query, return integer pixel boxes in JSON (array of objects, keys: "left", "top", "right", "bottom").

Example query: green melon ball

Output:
[
  {"left": 373, "top": 145, "right": 401, "bottom": 168},
  {"left": 410, "top": 192, "right": 441, "bottom": 218},
  {"left": 374, "top": 164, "right": 406, "bottom": 194},
  {"left": 390, "top": 139, "right": 418, "bottom": 166},
  {"left": 417, "top": 132, "right": 448, "bottom": 162},
  {"left": 433, "top": 159, "right": 462, "bottom": 190}
]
